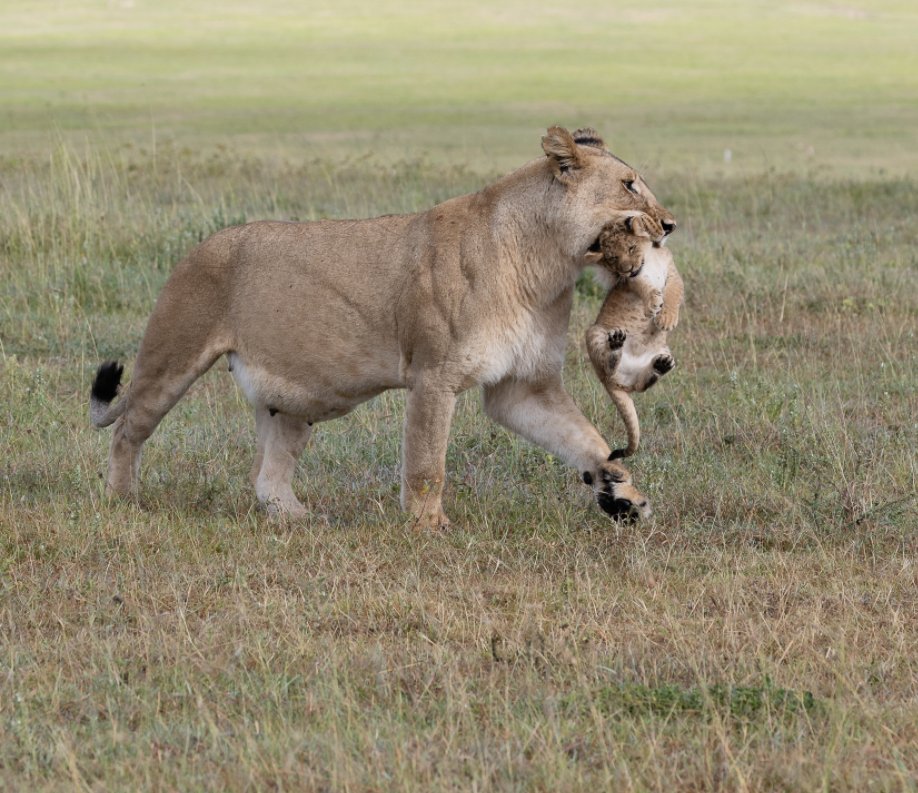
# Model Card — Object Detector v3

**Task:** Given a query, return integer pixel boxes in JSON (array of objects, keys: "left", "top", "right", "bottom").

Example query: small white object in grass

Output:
[{"left": 723, "top": 148, "right": 732, "bottom": 164}]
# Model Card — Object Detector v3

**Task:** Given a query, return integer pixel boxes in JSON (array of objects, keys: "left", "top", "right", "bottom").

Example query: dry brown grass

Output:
[{"left": 1, "top": 149, "right": 916, "bottom": 790}]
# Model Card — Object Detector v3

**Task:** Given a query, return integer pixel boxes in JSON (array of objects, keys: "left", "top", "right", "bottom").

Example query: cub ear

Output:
[
  {"left": 584, "top": 245, "right": 604, "bottom": 264},
  {"left": 571, "top": 127, "right": 605, "bottom": 149},
  {"left": 626, "top": 213, "right": 654, "bottom": 238},
  {"left": 542, "top": 126, "right": 584, "bottom": 179}
]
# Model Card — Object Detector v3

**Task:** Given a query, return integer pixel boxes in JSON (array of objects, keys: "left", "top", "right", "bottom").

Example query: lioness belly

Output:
[{"left": 228, "top": 353, "right": 397, "bottom": 422}]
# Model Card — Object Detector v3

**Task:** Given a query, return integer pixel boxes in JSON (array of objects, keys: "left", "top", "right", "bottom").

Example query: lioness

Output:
[
  {"left": 585, "top": 213, "right": 684, "bottom": 459},
  {"left": 90, "top": 126, "right": 675, "bottom": 527}
]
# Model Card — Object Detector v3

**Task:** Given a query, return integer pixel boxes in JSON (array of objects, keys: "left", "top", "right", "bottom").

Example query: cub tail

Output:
[
  {"left": 607, "top": 388, "right": 640, "bottom": 460},
  {"left": 90, "top": 360, "right": 127, "bottom": 428}
]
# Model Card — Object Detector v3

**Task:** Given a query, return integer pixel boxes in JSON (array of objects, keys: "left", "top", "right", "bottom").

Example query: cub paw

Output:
[
  {"left": 655, "top": 305, "right": 679, "bottom": 331},
  {"left": 607, "top": 329, "right": 626, "bottom": 349},
  {"left": 647, "top": 290, "right": 664, "bottom": 317},
  {"left": 652, "top": 354, "right": 675, "bottom": 375}
]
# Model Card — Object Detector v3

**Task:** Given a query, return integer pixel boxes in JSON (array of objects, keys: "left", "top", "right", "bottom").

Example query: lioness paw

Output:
[
  {"left": 262, "top": 498, "right": 309, "bottom": 521},
  {"left": 584, "top": 460, "right": 648, "bottom": 522},
  {"left": 412, "top": 509, "right": 451, "bottom": 532}
]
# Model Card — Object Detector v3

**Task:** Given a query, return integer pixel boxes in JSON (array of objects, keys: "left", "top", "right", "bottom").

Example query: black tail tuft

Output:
[{"left": 91, "top": 361, "right": 123, "bottom": 404}]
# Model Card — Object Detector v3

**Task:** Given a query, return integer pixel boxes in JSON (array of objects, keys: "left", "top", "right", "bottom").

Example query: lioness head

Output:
[
  {"left": 583, "top": 211, "right": 662, "bottom": 278},
  {"left": 541, "top": 126, "right": 676, "bottom": 263}
]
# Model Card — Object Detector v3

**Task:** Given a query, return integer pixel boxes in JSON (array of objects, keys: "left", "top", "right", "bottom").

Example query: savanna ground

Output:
[{"left": 1, "top": 1, "right": 917, "bottom": 790}]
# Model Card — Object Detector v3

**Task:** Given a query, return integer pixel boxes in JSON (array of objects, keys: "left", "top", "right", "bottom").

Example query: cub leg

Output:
[
  {"left": 585, "top": 325, "right": 625, "bottom": 383},
  {"left": 627, "top": 276, "right": 664, "bottom": 318},
  {"left": 652, "top": 353, "right": 676, "bottom": 375},
  {"left": 482, "top": 375, "right": 649, "bottom": 520},
  {"left": 635, "top": 353, "right": 676, "bottom": 393},
  {"left": 253, "top": 407, "right": 313, "bottom": 518},
  {"left": 655, "top": 262, "right": 684, "bottom": 331},
  {"left": 401, "top": 382, "right": 457, "bottom": 530}
]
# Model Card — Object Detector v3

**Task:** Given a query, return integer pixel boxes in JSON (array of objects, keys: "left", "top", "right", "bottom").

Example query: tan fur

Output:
[
  {"left": 585, "top": 214, "right": 685, "bottom": 459},
  {"left": 90, "top": 127, "right": 675, "bottom": 527}
]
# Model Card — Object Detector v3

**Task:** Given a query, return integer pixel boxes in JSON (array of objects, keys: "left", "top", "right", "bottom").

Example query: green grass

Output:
[{"left": 2, "top": 1, "right": 918, "bottom": 790}]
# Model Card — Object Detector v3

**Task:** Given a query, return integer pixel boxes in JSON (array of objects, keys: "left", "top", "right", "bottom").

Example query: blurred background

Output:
[{"left": 2, "top": 0, "right": 915, "bottom": 177}]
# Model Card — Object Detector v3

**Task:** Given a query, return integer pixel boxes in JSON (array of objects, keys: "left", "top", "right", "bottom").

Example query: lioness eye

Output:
[{"left": 624, "top": 179, "right": 638, "bottom": 195}]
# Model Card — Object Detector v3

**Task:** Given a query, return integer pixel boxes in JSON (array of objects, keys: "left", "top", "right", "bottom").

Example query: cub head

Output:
[
  {"left": 583, "top": 459, "right": 652, "bottom": 523},
  {"left": 584, "top": 212, "right": 662, "bottom": 278},
  {"left": 540, "top": 126, "right": 676, "bottom": 263}
]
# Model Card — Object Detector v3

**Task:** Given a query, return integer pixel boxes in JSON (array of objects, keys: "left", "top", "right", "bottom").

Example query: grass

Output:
[{"left": 2, "top": 1, "right": 918, "bottom": 790}]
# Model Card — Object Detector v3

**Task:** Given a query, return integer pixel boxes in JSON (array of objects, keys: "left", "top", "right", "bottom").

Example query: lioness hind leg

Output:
[
  {"left": 253, "top": 407, "right": 313, "bottom": 518},
  {"left": 102, "top": 257, "right": 231, "bottom": 498},
  {"left": 105, "top": 352, "right": 222, "bottom": 497}
]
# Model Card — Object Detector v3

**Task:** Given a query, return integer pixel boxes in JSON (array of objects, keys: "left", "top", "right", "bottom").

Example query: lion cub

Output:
[{"left": 584, "top": 213, "right": 684, "bottom": 459}]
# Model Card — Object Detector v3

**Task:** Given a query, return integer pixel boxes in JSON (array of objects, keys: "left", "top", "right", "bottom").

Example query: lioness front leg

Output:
[
  {"left": 401, "top": 382, "right": 457, "bottom": 530},
  {"left": 482, "top": 375, "right": 650, "bottom": 520}
]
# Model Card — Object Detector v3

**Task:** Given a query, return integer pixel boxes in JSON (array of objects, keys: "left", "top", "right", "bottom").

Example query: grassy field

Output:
[{"left": 2, "top": 1, "right": 917, "bottom": 791}]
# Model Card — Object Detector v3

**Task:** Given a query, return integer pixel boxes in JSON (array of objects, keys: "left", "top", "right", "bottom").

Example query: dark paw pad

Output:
[
  {"left": 607, "top": 329, "right": 626, "bottom": 349},
  {"left": 609, "top": 448, "right": 627, "bottom": 460},
  {"left": 597, "top": 493, "right": 638, "bottom": 523},
  {"left": 652, "top": 355, "right": 675, "bottom": 375}
]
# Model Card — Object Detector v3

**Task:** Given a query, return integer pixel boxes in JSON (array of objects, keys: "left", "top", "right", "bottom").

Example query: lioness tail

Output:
[{"left": 90, "top": 360, "right": 127, "bottom": 428}]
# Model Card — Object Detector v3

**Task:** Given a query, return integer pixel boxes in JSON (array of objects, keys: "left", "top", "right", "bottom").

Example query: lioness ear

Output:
[
  {"left": 572, "top": 127, "right": 605, "bottom": 149},
  {"left": 542, "top": 126, "right": 584, "bottom": 179}
]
